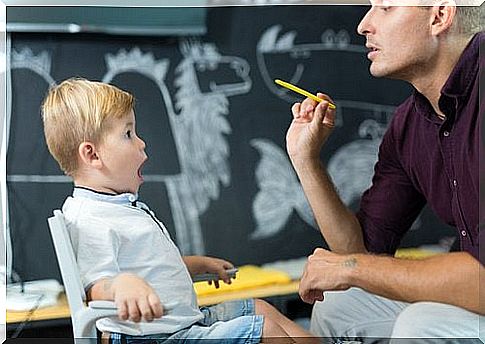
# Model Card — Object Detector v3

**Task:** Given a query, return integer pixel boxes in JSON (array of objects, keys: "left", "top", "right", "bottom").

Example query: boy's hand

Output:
[
  {"left": 203, "top": 257, "right": 235, "bottom": 288},
  {"left": 183, "top": 256, "right": 235, "bottom": 288},
  {"left": 111, "top": 273, "right": 163, "bottom": 322}
]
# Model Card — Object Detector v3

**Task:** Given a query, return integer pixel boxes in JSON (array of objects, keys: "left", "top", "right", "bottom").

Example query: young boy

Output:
[{"left": 42, "top": 78, "right": 315, "bottom": 343}]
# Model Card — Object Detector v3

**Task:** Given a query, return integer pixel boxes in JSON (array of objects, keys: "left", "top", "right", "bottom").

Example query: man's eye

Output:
[{"left": 381, "top": 6, "right": 391, "bottom": 11}]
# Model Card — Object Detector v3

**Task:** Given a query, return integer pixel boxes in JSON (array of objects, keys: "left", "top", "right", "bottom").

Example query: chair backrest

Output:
[{"left": 48, "top": 210, "right": 86, "bottom": 330}]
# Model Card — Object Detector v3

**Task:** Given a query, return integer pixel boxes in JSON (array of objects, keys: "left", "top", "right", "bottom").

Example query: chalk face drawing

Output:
[{"left": 252, "top": 25, "right": 421, "bottom": 239}]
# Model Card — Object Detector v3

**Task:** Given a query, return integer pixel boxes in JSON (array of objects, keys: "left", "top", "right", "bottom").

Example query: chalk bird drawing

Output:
[
  {"left": 102, "top": 41, "right": 251, "bottom": 254},
  {"left": 252, "top": 26, "right": 421, "bottom": 239}
]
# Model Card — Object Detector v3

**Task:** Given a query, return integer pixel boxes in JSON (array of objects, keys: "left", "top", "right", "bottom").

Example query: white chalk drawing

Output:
[
  {"left": 10, "top": 48, "right": 56, "bottom": 86},
  {"left": 102, "top": 42, "right": 251, "bottom": 255},
  {"left": 328, "top": 119, "right": 384, "bottom": 205},
  {"left": 251, "top": 139, "right": 316, "bottom": 239},
  {"left": 8, "top": 42, "right": 251, "bottom": 255},
  {"left": 252, "top": 26, "right": 421, "bottom": 238}
]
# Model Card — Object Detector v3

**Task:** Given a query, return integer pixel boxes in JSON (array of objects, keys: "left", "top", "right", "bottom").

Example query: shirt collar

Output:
[
  {"left": 413, "top": 32, "right": 482, "bottom": 119},
  {"left": 440, "top": 32, "right": 481, "bottom": 98},
  {"left": 73, "top": 186, "right": 138, "bottom": 206}
]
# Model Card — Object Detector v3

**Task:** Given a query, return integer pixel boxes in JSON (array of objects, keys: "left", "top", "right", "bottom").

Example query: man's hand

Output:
[
  {"left": 286, "top": 93, "right": 336, "bottom": 164},
  {"left": 110, "top": 273, "right": 163, "bottom": 322},
  {"left": 299, "top": 248, "right": 355, "bottom": 304}
]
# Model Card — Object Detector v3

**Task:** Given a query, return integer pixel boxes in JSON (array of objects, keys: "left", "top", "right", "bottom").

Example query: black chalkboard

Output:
[{"left": 7, "top": 6, "right": 456, "bottom": 282}]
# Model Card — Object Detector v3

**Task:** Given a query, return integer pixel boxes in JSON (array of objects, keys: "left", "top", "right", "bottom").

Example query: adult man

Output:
[{"left": 286, "top": 1, "right": 484, "bottom": 342}]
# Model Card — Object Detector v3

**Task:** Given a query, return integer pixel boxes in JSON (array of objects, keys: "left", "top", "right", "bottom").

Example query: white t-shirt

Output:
[{"left": 62, "top": 187, "right": 203, "bottom": 335}]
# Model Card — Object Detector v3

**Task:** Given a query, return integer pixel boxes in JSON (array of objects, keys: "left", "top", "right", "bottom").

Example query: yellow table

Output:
[{"left": 7, "top": 280, "right": 300, "bottom": 324}]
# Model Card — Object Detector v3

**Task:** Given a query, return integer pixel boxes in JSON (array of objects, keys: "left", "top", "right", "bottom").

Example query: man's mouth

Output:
[{"left": 366, "top": 45, "right": 380, "bottom": 60}]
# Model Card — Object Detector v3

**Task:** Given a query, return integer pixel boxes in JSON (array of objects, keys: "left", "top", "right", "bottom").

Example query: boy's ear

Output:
[
  {"left": 430, "top": 2, "right": 457, "bottom": 36},
  {"left": 78, "top": 141, "right": 102, "bottom": 169}
]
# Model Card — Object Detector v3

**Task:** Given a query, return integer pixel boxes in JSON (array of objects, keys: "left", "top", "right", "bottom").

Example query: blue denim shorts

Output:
[{"left": 110, "top": 299, "right": 264, "bottom": 344}]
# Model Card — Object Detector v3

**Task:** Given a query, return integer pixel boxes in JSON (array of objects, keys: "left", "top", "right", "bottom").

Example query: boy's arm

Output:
[
  {"left": 87, "top": 273, "right": 163, "bottom": 322},
  {"left": 183, "top": 256, "right": 234, "bottom": 287}
]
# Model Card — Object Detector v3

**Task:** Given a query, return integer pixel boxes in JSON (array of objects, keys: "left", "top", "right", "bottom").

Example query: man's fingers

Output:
[
  {"left": 316, "top": 92, "right": 335, "bottom": 104},
  {"left": 291, "top": 103, "right": 301, "bottom": 118},
  {"left": 311, "top": 101, "right": 327, "bottom": 128}
]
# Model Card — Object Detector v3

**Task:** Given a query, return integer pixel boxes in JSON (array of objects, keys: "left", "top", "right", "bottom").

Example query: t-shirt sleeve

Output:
[
  {"left": 67, "top": 217, "right": 121, "bottom": 291},
  {"left": 356, "top": 119, "right": 426, "bottom": 255}
]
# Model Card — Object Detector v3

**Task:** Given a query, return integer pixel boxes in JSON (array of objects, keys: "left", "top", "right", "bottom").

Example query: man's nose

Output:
[{"left": 357, "top": 9, "right": 373, "bottom": 36}]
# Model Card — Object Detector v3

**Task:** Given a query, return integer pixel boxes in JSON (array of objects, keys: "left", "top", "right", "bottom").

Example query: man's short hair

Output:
[
  {"left": 454, "top": 3, "right": 484, "bottom": 35},
  {"left": 42, "top": 78, "right": 134, "bottom": 176}
]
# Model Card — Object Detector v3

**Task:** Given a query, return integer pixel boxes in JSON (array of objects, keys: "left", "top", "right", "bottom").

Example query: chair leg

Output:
[{"left": 100, "top": 332, "right": 111, "bottom": 344}]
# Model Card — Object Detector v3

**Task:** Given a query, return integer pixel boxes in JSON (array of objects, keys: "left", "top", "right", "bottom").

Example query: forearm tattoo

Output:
[{"left": 342, "top": 257, "right": 357, "bottom": 268}]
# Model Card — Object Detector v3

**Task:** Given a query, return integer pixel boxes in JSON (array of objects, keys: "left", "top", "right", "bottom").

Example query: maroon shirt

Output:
[{"left": 356, "top": 32, "right": 483, "bottom": 264}]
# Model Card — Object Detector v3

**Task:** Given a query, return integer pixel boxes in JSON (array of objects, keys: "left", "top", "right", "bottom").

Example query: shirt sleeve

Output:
[
  {"left": 67, "top": 216, "right": 121, "bottom": 291},
  {"left": 356, "top": 120, "right": 426, "bottom": 255}
]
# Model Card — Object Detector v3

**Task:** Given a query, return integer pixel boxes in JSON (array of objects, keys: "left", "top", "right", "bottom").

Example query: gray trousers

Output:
[{"left": 310, "top": 288, "right": 484, "bottom": 344}]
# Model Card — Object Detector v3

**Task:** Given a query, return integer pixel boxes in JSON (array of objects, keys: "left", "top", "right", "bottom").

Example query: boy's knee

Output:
[
  {"left": 255, "top": 299, "right": 278, "bottom": 316},
  {"left": 261, "top": 316, "right": 288, "bottom": 338}
]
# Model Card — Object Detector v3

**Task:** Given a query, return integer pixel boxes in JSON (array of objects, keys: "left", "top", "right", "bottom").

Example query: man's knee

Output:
[
  {"left": 310, "top": 289, "right": 362, "bottom": 337},
  {"left": 391, "top": 302, "right": 480, "bottom": 340},
  {"left": 310, "top": 288, "right": 404, "bottom": 339}
]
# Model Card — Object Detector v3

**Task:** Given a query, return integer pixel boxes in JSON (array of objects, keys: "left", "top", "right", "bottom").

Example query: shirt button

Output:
[
  {"left": 453, "top": 179, "right": 457, "bottom": 187},
  {"left": 461, "top": 230, "right": 467, "bottom": 237},
  {"left": 443, "top": 131, "right": 450, "bottom": 137}
]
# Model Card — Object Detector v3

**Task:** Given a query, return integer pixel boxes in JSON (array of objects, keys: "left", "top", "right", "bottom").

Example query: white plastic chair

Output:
[
  {"left": 48, "top": 209, "right": 118, "bottom": 343},
  {"left": 48, "top": 209, "right": 226, "bottom": 343}
]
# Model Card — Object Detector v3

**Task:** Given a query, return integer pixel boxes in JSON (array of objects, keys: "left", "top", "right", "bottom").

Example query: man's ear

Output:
[
  {"left": 430, "top": 1, "right": 457, "bottom": 36},
  {"left": 78, "top": 141, "right": 102, "bottom": 169}
]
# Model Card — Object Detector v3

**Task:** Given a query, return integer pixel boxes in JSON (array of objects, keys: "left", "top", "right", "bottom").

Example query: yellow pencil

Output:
[{"left": 274, "top": 79, "right": 336, "bottom": 109}]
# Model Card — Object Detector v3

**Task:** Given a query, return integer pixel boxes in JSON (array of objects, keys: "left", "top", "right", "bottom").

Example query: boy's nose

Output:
[{"left": 137, "top": 136, "right": 146, "bottom": 150}]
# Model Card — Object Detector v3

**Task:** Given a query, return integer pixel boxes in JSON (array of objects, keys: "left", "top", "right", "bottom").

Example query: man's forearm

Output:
[
  {"left": 292, "top": 157, "right": 366, "bottom": 253},
  {"left": 348, "top": 252, "right": 484, "bottom": 314}
]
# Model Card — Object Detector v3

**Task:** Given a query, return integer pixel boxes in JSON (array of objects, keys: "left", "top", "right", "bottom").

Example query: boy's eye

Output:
[{"left": 126, "top": 130, "right": 132, "bottom": 138}]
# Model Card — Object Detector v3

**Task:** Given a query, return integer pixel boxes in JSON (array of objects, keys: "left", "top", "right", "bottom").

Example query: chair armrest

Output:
[
  {"left": 192, "top": 268, "right": 238, "bottom": 282},
  {"left": 88, "top": 300, "right": 180, "bottom": 312},
  {"left": 88, "top": 300, "right": 117, "bottom": 309}
]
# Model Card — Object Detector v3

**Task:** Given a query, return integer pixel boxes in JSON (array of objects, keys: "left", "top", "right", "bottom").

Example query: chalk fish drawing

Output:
[{"left": 252, "top": 26, "right": 421, "bottom": 239}]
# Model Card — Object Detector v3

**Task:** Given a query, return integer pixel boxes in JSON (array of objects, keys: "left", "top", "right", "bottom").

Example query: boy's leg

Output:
[
  {"left": 201, "top": 299, "right": 291, "bottom": 339},
  {"left": 254, "top": 299, "right": 315, "bottom": 338}
]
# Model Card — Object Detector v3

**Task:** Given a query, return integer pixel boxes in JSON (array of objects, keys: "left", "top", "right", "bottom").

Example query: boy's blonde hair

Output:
[{"left": 42, "top": 78, "right": 134, "bottom": 176}]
